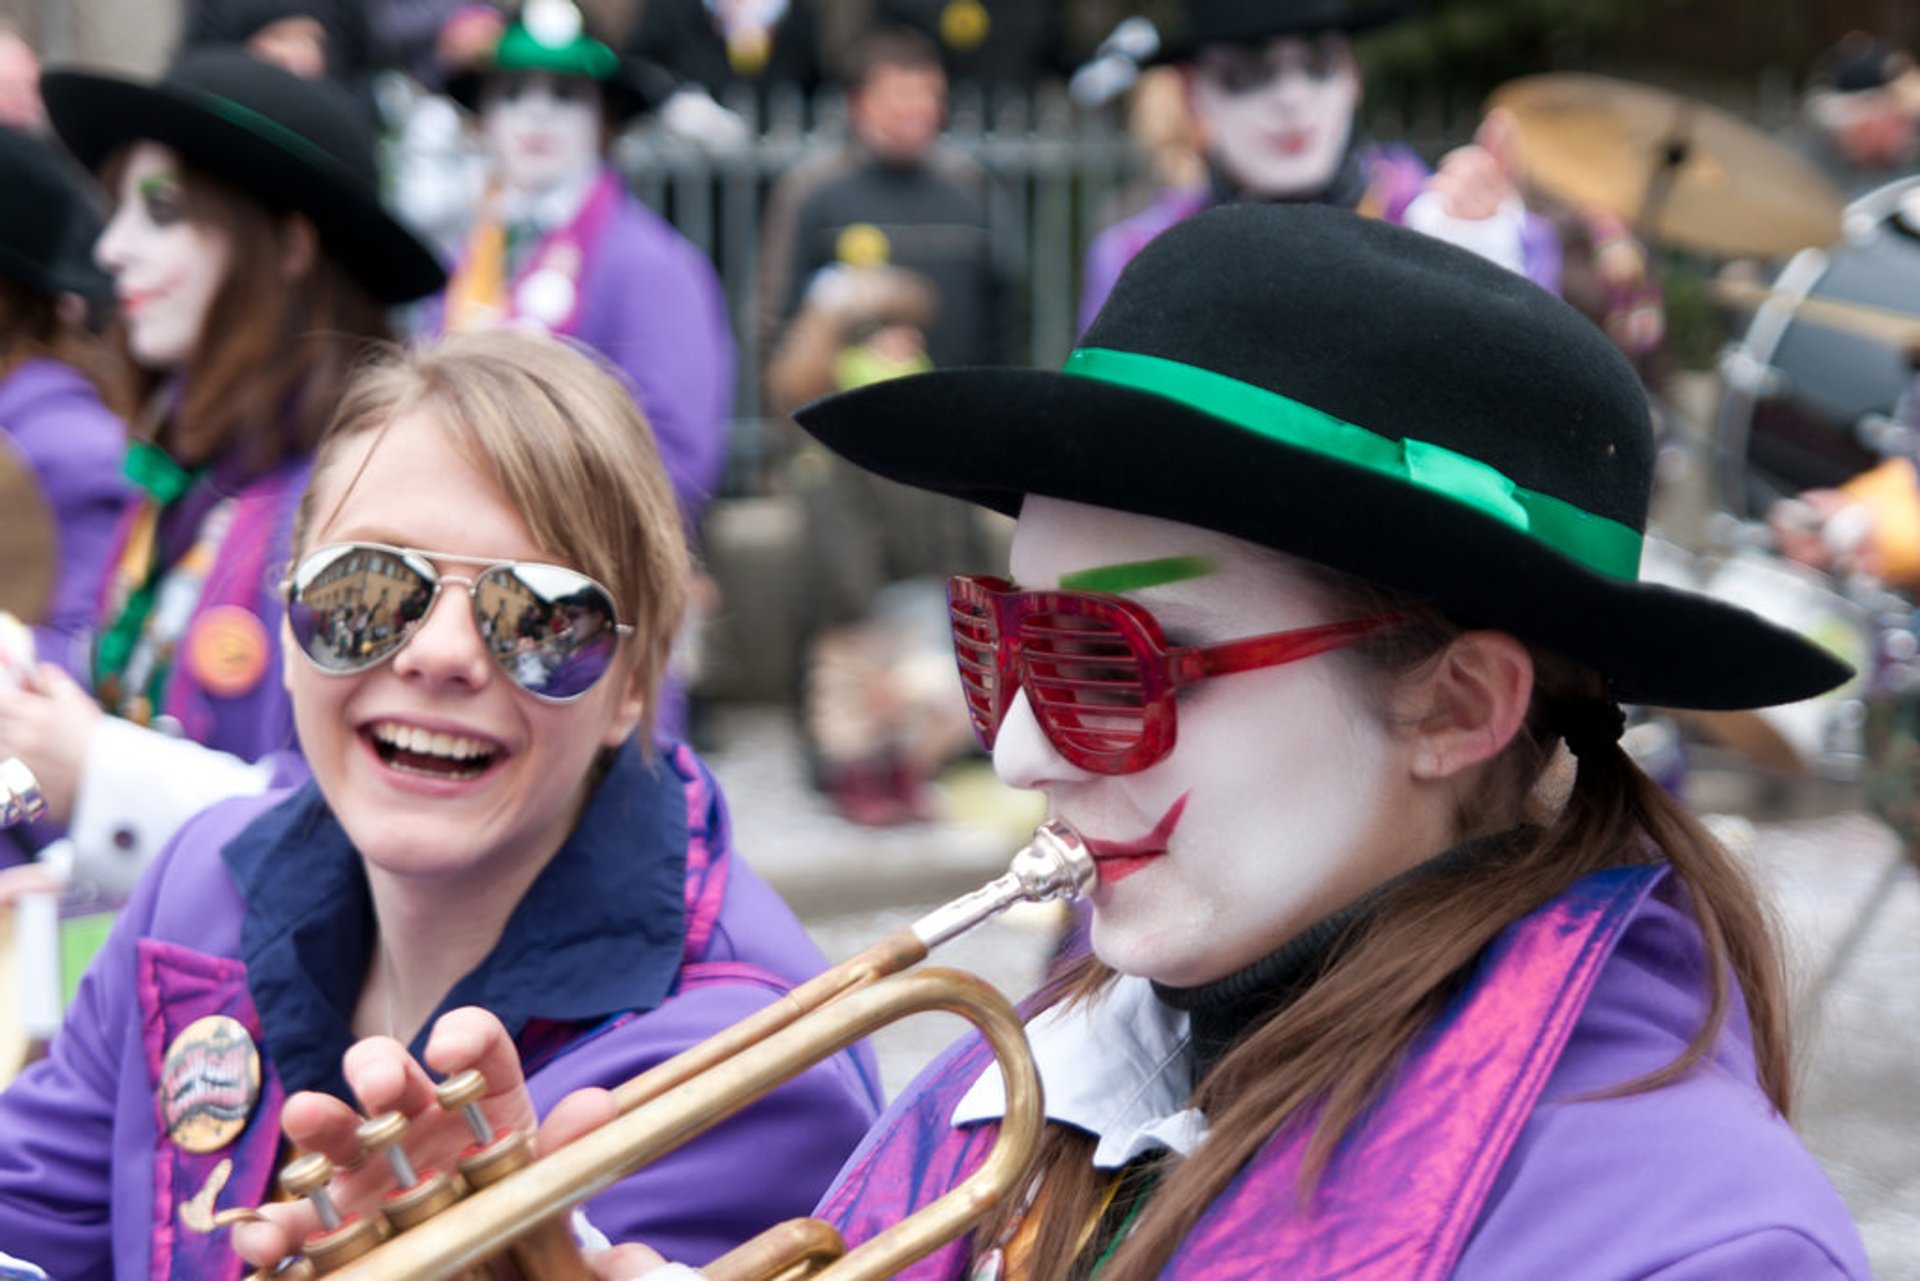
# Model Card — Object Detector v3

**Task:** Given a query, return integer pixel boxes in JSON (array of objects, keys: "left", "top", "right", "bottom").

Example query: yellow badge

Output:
[
  {"left": 160, "top": 1015, "right": 261, "bottom": 1154},
  {"left": 836, "top": 222, "right": 891, "bottom": 268},
  {"left": 184, "top": 605, "right": 270, "bottom": 698},
  {"left": 940, "top": 0, "right": 990, "bottom": 51},
  {"left": 727, "top": 27, "right": 772, "bottom": 75}
]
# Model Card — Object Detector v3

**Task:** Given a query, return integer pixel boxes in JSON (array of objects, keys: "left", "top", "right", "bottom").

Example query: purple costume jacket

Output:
[
  {"left": 429, "top": 167, "right": 734, "bottom": 528},
  {"left": 815, "top": 866, "right": 1869, "bottom": 1278},
  {"left": 1077, "top": 143, "right": 1562, "bottom": 335},
  {"left": 0, "top": 358, "right": 130, "bottom": 677},
  {"left": 0, "top": 739, "right": 883, "bottom": 1280}
]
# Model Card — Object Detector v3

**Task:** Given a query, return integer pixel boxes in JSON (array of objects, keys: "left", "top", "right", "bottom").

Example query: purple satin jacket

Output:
[
  {"left": 0, "top": 740, "right": 883, "bottom": 1281},
  {"left": 815, "top": 866, "right": 1869, "bottom": 1278}
]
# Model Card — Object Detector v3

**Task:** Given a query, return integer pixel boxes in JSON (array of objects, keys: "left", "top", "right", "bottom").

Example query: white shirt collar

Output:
[{"left": 953, "top": 975, "right": 1208, "bottom": 1168}]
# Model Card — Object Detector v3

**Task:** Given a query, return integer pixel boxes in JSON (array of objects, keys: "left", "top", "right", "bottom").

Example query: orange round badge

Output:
[{"left": 184, "top": 606, "right": 270, "bottom": 698}]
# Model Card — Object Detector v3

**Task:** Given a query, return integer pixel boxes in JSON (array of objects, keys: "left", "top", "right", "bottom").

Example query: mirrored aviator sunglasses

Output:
[
  {"left": 947, "top": 574, "right": 1401, "bottom": 775},
  {"left": 283, "top": 543, "right": 632, "bottom": 702}
]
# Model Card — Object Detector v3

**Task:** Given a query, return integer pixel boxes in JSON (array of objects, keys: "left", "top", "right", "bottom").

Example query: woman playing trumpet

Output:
[
  {"left": 0, "top": 331, "right": 881, "bottom": 1280},
  {"left": 246, "top": 204, "right": 1869, "bottom": 1278}
]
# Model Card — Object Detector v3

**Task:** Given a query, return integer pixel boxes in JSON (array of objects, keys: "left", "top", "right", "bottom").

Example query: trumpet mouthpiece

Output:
[{"left": 1010, "top": 819, "right": 1094, "bottom": 904}]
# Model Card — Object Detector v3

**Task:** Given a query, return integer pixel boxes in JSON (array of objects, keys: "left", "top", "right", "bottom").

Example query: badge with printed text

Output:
[
  {"left": 184, "top": 606, "right": 270, "bottom": 697},
  {"left": 941, "top": 0, "right": 990, "bottom": 51},
  {"left": 160, "top": 1015, "right": 262, "bottom": 1153}
]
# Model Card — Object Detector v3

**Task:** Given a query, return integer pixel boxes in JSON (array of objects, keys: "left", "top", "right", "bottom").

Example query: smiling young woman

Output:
[{"left": 0, "top": 331, "right": 883, "bottom": 1281}]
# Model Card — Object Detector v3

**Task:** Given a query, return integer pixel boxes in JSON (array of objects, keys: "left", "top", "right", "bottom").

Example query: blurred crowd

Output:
[{"left": 2, "top": 0, "right": 1920, "bottom": 839}]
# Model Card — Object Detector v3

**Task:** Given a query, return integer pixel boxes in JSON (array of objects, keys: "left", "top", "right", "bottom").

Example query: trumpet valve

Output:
[
  {"left": 435, "top": 1068, "right": 497, "bottom": 1146},
  {"left": 280, "top": 1151, "right": 386, "bottom": 1271},
  {"left": 357, "top": 1111, "right": 469, "bottom": 1236}
]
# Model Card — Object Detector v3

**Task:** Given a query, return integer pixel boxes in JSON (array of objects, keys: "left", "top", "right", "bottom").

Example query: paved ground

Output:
[{"left": 699, "top": 703, "right": 1920, "bottom": 1279}]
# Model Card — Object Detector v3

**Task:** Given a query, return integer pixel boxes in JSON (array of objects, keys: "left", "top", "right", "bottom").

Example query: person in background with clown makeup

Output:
[
  {"left": 1077, "top": 0, "right": 1560, "bottom": 333},
  {"left": 434, "top": 0, "right": 733, "bottom": 537},
  {"left": 0, "top": 51, "right": 444, "bottom": 899},
  {"left": 0, "top": 330, "right": 881, "bottom": 1281},
  {"left": 274, "top": 204, "right": 1869, "bottom": 1280}
]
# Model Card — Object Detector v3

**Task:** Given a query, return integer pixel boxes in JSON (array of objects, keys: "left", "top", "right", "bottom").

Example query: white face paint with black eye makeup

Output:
[
  {"left": 93, "top": 142, "right": 232, "bottom": 371},
  {"left": 992, "top": 497, "right": 1431, "bottom": 988},
  {"left": 1191, "top": 34, "right": 1361, "bottom": 199},
  {"left": 482, "top": 70, "right": 603, "bottom": 201}
]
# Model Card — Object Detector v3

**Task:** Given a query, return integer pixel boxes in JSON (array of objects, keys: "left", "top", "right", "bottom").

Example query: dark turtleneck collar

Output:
[
  {"left": 1207, "top": 127, "right": 1376, "bottom": 212},
  {"left": 1154, "top": 828, "right": 1525, "bottom": 1078}
]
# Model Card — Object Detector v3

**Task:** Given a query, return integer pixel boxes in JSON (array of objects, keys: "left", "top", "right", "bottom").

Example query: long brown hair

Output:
[
  {"left": 102, "top": 148, "right": 391, "bottom": 478},
  {"left": 976, "top": 561, "right": 1793, "bottom": 1280}
]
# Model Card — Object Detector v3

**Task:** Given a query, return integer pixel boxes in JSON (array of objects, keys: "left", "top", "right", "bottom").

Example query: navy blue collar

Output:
[{"left": 223, "top": 739, "right": 691, "bottom": 1100}]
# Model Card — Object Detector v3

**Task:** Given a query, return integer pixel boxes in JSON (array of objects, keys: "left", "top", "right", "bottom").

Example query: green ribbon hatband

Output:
[{"left": 1061, "top": 347, "right": 1643, "bottom": 581}]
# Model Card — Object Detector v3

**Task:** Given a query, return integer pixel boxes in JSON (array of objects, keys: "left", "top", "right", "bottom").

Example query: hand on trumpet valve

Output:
[{"left": 230, "top": 1007, "right": 626, "bottom": 1272}]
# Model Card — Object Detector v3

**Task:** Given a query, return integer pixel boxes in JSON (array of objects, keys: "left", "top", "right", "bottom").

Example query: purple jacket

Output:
[
  {"left": 0, "top": 359, "right": 131, "bottom": 678},
  {"left": 428, "top": 167, "right": 735, "bottom": 528},
  {"left": 0, "top": 739, "right": 883, "bottom": 1280},
  {"left": 815, "top": 867, "right": 1869, "bottom": 1278},
  {"left": 1077, "top": 143, "right": 1561, "bottom": 335}
]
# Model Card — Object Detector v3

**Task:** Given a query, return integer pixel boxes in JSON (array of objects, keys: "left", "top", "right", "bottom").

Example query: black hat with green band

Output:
[
  {"left": 42, "top": 48, "right": 445, "bottom": 304},
  {"left": 443, "top": 0, "right": 673, "bottom": 123},
  {"left": 793, "top": 201, "right": 1850, "bottom": 711}
]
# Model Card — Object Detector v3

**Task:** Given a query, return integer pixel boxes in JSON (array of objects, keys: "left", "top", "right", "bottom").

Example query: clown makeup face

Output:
[
  {"left": 94, "top": 142, "right": 232, "bottom": 371},
  {"left": 284, "top": 407, "right": 644, "bottom": 902},
  {"left": 1190, "top": 34, "right": 1361, "bottom": 198},
  {"left": 482, "top": 70, "right": 603, "bottom": 200},
  {"left": 992, "top": 497, "right": 1436, "bottom": 988}
]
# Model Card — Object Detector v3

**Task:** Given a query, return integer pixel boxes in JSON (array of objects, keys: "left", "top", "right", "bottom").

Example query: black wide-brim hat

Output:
[
  {"left": 1156, "top": 0, "right": 1411, "bottom": 64},
  {"left": 42, "top": 49, "right": 445, "bottom": 304},
  {"left": 795, "top": 203, "right": 1851, "bottom": 712},
  {"left": 0, "top": 124, "right": 110, "bottom": 302}
]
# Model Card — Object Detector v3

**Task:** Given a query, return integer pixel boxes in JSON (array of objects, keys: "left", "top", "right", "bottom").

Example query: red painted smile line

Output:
[{"left": 1082, "top": 792, "right": 1190, "bottom": 884}]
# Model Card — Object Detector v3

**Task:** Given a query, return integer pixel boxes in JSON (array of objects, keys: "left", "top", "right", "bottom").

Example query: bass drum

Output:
[{"left": 1718, "top": 176, "right": 1920, "bottom": 519}]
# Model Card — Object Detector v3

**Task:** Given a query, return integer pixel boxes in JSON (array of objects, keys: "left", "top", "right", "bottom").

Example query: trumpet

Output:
[
  {"left": 0, "top": 757, "right": 46, "bottom": 829},
  {"left": 259, "top": 819, "right": 1094, "bottom": 1280}
]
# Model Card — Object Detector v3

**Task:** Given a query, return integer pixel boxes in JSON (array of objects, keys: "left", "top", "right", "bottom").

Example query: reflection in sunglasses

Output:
[{"left": 286, "top": 543, "right": 629, "bottom": 701}]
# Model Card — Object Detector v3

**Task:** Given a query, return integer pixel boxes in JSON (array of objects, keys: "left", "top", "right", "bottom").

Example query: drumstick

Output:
[{"left": 1709, "top": 277, "right": 1920, "bottom": 355}]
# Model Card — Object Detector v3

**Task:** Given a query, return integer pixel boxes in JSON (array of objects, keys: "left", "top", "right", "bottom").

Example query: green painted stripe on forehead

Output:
[
  {"left": 1058, "top": 555, "right": 1217, "bottom": 593},
  {"left": 1061, "top": 347, "right": 1644, "bottom": 581}
]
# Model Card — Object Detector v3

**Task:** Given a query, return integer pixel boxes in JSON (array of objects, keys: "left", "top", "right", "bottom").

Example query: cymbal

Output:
[
  {"left": 1709, "top": 276, "right": 1920, "bottom": 352},
  {"left": 0, "top": 436, "right": 56, "bottom": 625},
  {"left": 1489, "top": 73, "right": 1847, "bottom": 259}
]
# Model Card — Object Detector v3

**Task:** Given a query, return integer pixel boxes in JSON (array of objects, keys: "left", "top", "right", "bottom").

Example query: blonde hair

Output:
[
  {"left": 978, "top": 560, "right": 1792, "bottom": 1280},
  {"left": 294, "top": 330, "right": 691, "bottom": 738}
]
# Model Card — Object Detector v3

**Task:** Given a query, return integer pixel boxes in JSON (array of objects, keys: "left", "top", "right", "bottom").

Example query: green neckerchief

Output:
[{"left": 92, "top": 443, "right": 206, "bottom": 715}]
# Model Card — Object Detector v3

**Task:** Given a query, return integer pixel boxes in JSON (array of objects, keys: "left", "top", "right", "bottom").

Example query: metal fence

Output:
[{"left": 612, "top": 82, "right": 1162, "bottom": 497}]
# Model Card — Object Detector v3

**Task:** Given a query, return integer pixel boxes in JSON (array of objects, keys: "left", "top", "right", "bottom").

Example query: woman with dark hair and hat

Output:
[
  {"left": 436, "top": 0, "right": 733, "bottom": 535},
  {"left": 0, "top": 50, "right": 446, "bottom": 898},
  {"left": 0, "top": 124, "right": 131, "bottom": 680},
  {"left": 271, "top": 203, "right": 1869, "bottom": 1278},
  {"left": 1078, "top": 0, "right": 1560, "bottom": 333}
]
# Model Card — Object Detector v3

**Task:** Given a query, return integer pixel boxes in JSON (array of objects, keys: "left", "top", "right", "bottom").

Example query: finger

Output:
[
  {"left": 590, "top": 1242, "right": 675, "bottom": 1280},
  {"left": 279, "top": 1088, "right": 373, "bottom": 1171},
  {"left": 341, "top": 1034, "right": 443, "bottom": 1118},
  {"left": 534, "top": 1086, "right": 619, "bottom": 1157},
  {"left": 422, "top": 1006, "right": 529, "bottom": 1103},
  {"left": 1477, "top": 106, "right": 1521, "bottom": 180},
  {"left": 229, "top": 1199, "right": 318, "bottom": 1269}
]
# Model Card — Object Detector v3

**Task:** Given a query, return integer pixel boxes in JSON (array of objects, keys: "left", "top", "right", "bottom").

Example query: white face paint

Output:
[
  {"left": 93, "top": 142, "right": 232, "bottom": 372},
  {"left": 993, "top": 497, "right": 1429, "bottom": 988},
  {"left": 481, "top": 70, "right": 603, "bottom": 200},
  {"left": 1190, "top": 35, "right": 1360, "bottom": 198}
]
